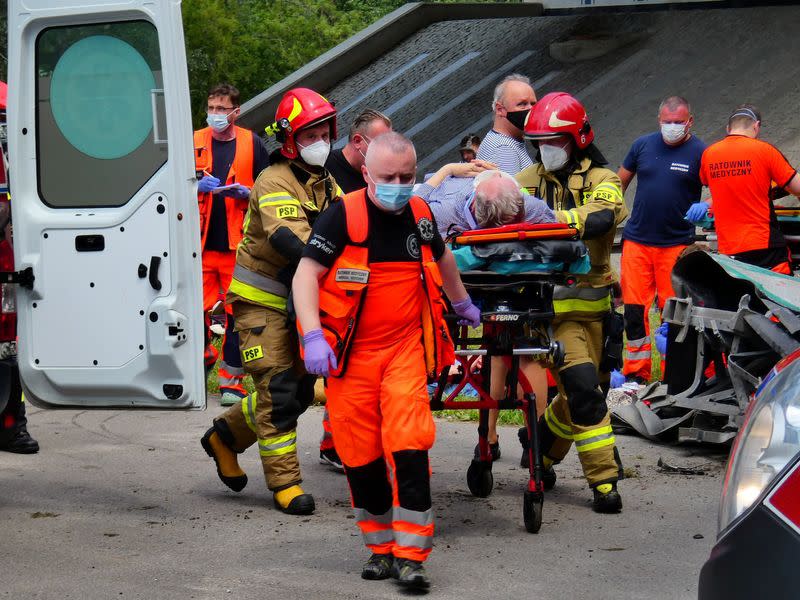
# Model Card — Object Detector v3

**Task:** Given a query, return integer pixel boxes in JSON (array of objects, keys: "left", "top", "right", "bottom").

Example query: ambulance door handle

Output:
[
  {"left": 150, "top": 88, "right": 167, "bottom": 144},
  {"left": 148, "top": 256, "right": 162, "bottom": 291}
]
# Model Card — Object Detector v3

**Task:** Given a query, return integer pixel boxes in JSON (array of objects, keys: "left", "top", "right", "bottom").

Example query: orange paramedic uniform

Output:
[
  {"left": 700, "top": 135, "right": 796, "bottom": 271},
  {"left": 302, "top": 189, "right": 453, "bottom": 563},
  {"left": 194, "top": 125, "right": 269, "bottom": 401}
]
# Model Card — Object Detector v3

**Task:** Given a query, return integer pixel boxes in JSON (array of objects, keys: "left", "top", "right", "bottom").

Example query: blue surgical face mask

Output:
[
  {"left": 207, "top": 112, "right": 232, "bottom": 133},
  {"left": 368, "top": 173, "right": 414, "bottom": 211}
]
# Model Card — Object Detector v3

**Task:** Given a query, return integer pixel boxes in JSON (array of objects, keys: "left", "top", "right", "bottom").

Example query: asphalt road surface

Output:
[{"left": 1, "top": 402, "right": 727, "bottom": 599}]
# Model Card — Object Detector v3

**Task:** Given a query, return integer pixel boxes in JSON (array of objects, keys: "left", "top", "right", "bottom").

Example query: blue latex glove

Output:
[
  {"left": 610, "top": 369, "right": 625, "bottom": 389},
  {"left": 655, "top": 322, "right": 668, "bottom": 355},
  {"left": 198, "top": 175, "right": 221, "bottom": 193},
  {"left": 228, "top": 184, "right": 251, "bottom": 199},
  {"left": 302, "top": 329, "right": 337, "bottom": 377},
  {"left": 452, "top": 296, "right": 481, "bottom": 328},
  {"left": 685, "top": 201, "right": 709, "bottom": 224}
]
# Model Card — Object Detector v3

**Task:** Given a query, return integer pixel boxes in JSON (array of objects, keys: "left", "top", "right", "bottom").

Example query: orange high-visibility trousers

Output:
[
  {"left": 326, "top": 329, "right": 436, "bottom": 563},
  {"left": 621, "top": 240, "right": 687, "bottom": 381},
  {"left": 202, "top": 249, "right": 246, "bottom": 399}
]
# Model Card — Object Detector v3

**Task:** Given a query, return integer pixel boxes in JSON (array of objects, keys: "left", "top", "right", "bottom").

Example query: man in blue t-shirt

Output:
[{"left": 617, "top": 96, "right": 706, "bottom": 383}]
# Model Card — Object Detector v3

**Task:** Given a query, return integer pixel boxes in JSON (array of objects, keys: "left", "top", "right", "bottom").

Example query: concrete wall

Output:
[
  {"left": 237, "top": 2, "right": 545, "bottom": 132},
  {"left": 241, "top": 3, "right": 800, "bottom": 211}
]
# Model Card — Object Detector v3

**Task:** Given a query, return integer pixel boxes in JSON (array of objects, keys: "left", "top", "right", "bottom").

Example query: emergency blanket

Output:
[{"left": 452, "top": 240, "right": 590, "bottom": 275}]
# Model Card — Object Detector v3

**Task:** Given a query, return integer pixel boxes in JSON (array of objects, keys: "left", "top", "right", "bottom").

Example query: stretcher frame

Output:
[{"left": 430, "top": 223, "right": 576, "bottom": 533}]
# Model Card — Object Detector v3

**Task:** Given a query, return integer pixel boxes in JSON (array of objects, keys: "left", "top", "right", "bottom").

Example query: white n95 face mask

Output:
[
  {"left": 661, "top": 123, "right": 687, "bottom": 144},
  {"left": 298, "top": 140, "right": 330, "bottom": 167},
  {"left": 539, "top": 142, "right": 569, "bottom": 172}
]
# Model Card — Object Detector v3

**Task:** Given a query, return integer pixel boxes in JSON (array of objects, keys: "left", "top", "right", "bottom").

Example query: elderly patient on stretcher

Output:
[{"left": 424, "top": 169, "right": 588, "bottom": 459}]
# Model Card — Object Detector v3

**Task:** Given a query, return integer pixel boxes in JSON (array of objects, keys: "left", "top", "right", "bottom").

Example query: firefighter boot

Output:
[
  {"left": 201, "top": 424, "right": 247, "bottom": 492},
  {"left": 518, "top": 427, "right": 556, "bottom": 489},
  {"left": 392, "top": 558, "right": 430, "bottom": 591},
  {"left": 273, "top": 485, "right": 315, "bottom": 515},
  {"left": 592, "top": 482, "right": 622, "bottom": 514},
  {"left": 0, "top": 427, "right": 39, "bottom": 454},
  {"left": 361, "top": 553, "right": 394, "bottom": 580}
]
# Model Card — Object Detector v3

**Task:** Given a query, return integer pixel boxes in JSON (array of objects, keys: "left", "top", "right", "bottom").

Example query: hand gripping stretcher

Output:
[{"left": 430, "top": 223, "right": 582, "bottom": 533}]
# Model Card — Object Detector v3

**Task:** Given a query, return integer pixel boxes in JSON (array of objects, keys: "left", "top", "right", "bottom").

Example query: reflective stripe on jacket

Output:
[
  {"left": 517, "top": 157, "right": 627, "bottom": 317},
  {"left": 194, "top": 126, "right": 255, "bottom": 250},
  {"left": 516, "top": 157, "right": 627, "bottom": 290},
  {"left": 229, "top": 160, "right": 339, "bottom": 311}
]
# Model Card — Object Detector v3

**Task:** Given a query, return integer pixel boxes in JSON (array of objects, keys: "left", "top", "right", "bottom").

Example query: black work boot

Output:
[
  {"left": 392, "top": 558, "right": 430, "bottom": 590},
  {"left": 473, "top": 438, "right": 500, "bottom": 461},
  {"left": 541, "top": 465, "right": 557, "bottom": 490},
  {"left": 592, "top": 482, "right": 622, "bottom": 513},
  {"left": 518, "top": 428, "right": 556, "bottom": 490},
  {"left": 518, "top": 426, "right": 530, "bottom": 467},
  {"left": 361, "top": 553, "right": 394, "bottom": 580},
  {"left": 319, "top": 447, "right": 345, "bottom": 472},
  {"left": 0, "top": 427, "right": 39, "bottom": 454}
]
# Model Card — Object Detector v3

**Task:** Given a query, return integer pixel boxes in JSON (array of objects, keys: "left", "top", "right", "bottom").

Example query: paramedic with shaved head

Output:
[
  {"left": 476, "top": 73, "right": 536, "bottom": 175},
  {"left": 293, "top": 132, "right": 479, "bottom": 590}
]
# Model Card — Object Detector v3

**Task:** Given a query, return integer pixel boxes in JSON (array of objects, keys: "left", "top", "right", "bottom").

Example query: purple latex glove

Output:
[
  {"left": 609, "top": 369, "right": 625, "bottom": 389},
  {"left": 452, "top": 296, "right": 481, "bottom": 328},
  {"left": 198, "top": 175, "right": 221, "bottom": 193},
  {"left": 229, "top": 184, "right": 251, "bottom": 199},
  {"left": 655, "top": 322, "right": 669, "bottom": 355},
  {"left": 303, "top": 329, "right": 337, "bottom": 377}
]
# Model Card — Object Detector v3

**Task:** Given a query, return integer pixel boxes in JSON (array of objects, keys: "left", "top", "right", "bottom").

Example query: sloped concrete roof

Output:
[{"left": 252, "top": 5, "right": 800, "bottom": 204}]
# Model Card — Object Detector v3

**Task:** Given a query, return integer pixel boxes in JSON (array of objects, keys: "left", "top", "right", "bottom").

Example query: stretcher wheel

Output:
[
  {"left": 467, "top": 460, "right": 494, "bottom": 498},
  {"left": 523, "top": 491, "right": 543, "bottom": 534}
]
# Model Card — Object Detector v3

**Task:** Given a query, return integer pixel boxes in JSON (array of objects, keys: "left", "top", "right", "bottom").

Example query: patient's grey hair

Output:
[{"left": 473, "top": 172, "right": 524, "bottom": 228}]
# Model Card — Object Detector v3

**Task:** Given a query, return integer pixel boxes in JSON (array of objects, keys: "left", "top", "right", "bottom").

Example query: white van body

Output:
[{"left": 7, "top": 0, "right": 205, "bottom": 408}]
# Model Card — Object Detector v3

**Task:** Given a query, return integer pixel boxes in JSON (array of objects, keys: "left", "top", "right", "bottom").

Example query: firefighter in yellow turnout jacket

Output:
[
  {"left": 516, "top": 93, "right": 627, "bottom": 513},
  {"left": 201, "top": 88, "right": 340, "bottom": 515}
]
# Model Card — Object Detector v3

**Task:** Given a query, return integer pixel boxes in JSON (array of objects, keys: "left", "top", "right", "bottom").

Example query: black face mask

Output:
[{"left": 505, "top": 108, "right": 531, "bottom": 131}]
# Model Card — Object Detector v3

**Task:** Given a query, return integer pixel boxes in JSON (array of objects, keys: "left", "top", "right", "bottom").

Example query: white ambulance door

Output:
[{"left": 7, "top": 0, "right": 205, "bottom": 408}]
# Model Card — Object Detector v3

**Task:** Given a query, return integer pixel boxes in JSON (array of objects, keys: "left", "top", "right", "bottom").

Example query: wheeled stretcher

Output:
[{"left": 430, "top": 223, "right": 584, "bottom": 533}]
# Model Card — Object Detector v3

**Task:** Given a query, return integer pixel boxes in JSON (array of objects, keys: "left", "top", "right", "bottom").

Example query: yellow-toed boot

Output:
[
  {"left": 274, "top": 485, "right": 315, "bottom": 515},
  {"left": 201, "top": 426, "right": 248, "bottom": 492}
]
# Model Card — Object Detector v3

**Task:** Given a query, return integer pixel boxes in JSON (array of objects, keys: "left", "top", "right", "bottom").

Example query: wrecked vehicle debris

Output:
[{"left": 611, "top": 250, "right": 800, "bottom": 444}]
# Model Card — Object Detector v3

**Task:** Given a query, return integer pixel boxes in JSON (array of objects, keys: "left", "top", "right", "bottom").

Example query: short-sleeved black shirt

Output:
[
  {"left": 324, "top": 148, "right": 366, "bottom": 194},
  {"left": 205, "top": 135, "right": 270, "bottom": 252},
  {"left": 303, "top": 197, "right": 446, "bottom": 267}
]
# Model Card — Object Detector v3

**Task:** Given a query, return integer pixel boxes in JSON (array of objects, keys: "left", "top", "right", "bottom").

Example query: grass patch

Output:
[
  {"left": 206, "top": 337, "right": 255, "bottom": 396},
  {"left": 440, "top": 407, "right": 526, "bottom": 426}
]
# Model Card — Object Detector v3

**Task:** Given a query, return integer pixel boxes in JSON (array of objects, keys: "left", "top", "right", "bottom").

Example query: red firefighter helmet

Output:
[
  {"left": 524, "top": 92, "right": 594, "bottom": 150},
  {"left": 266, "top": 88, "right": 337, "bottom": 159}
]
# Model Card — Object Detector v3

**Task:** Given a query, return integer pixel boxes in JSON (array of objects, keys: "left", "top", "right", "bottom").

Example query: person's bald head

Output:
[
  {"left": 473, "top": 171, "right": 524, "bottom": 228},
  {"left": 362, "top": 132, "right": 417, "bottom": 211}
]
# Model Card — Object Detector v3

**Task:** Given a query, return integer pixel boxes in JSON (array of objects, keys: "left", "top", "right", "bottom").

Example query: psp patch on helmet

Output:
[{"left": 417, "top": 217, "right": 435, "bottom": 242}]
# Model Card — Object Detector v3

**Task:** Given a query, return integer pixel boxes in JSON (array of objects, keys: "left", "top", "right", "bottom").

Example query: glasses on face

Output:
[{"left": 207, "top": 105, "right": 236, "bottom": 114}]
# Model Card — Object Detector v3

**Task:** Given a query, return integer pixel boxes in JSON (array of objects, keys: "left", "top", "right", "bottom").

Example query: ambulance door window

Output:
[{"left": 35, "top": 21, "right": 167, "bottom": 208}]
